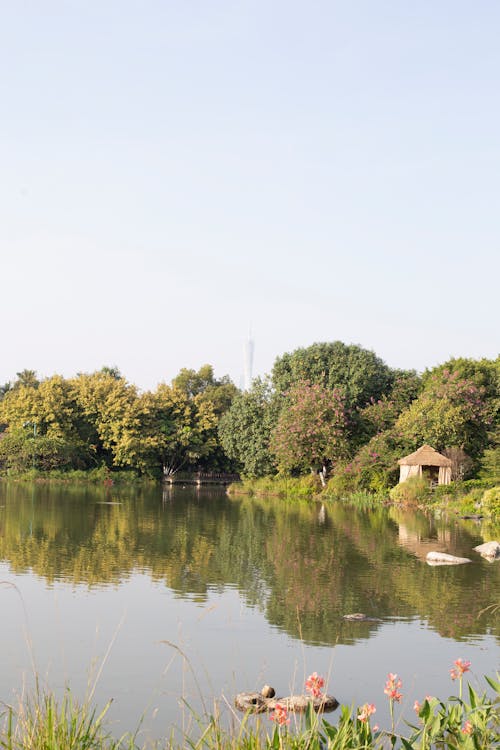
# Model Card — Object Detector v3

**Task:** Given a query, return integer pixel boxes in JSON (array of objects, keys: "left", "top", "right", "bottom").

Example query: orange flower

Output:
[
  {"left": 305, "top": 672, "right": 325, "bottom": 698},
  {"left": 461, "top": 720, "right": 473, "bottom": 735},
  {"left": 450, "top": 659, "right": 471, "bottom": 681},
  {"left": 357, "top": 703, "right": 376, "bottom": 722},
  {"left": 270, "top": 703, "right": 290, "bottom": 726},
  {"left": 384, "top": 673, "right": 402, "bottom": 703}
]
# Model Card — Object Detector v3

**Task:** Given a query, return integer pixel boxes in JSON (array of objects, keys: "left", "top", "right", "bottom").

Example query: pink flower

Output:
[
  {"left": 461, "top": 720, "right": 473, "bottom": 735},
  {"left": 270, "top": 703, "right": 290, "bottom": 726},
  {"left": 384, "top": 673, "right": 402, "bottom": 703},
  {"left": 305, "top": 672, "right": 325, "bottom": 698},
  {"left": 357, "top": 703, "right": 376, "bottom": 722},
  {"left": 373, "top": 724, "right": 379, "bottom": 732},
  {"left": 450, "top": 659, "right": 471, "bottom": 681},
  {"left": 413, "top": 700, "right": 421, "bottom": 714}
]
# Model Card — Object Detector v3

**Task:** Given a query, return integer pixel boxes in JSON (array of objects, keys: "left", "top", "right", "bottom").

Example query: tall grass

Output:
[
  {"left": 0, "top": 689, "right": 135, "bottom": 750},
  {"left": 1, "top": 673, "right": 499, "bottom": 749}
]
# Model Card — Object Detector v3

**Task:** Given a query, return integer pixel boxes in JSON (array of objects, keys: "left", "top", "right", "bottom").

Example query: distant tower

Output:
[{"left": 243, "top": 331, "right": 254, "bottom": 391}]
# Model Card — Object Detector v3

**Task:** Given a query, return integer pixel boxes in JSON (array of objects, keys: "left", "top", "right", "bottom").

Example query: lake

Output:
[{"left": 0, "top": 482, "right": 498, "bottom": 742}]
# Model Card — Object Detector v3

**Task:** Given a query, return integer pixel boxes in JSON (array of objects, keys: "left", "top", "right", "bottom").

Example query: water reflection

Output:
[{"left": 0, "top": 483, "right": 498, "bottom": 645}]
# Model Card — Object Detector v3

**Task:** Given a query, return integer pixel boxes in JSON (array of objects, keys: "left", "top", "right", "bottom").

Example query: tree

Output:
[
  {"left": 109, "top": 385, "right": 218, "bottom": 477},
  {"left": 0, "top": 375, "right": 95, "bottom": 470},
  {"left": 396, "top": 367, "right": 494, "bottom": 459},
  {"left": 152, "top": 385, "right": 218, "bottom": 476},
  {"left": 13, "top": 369, "right": 39, "bottom": 389},
  {"left": 218, "top": 378, "right": 277, "bottom": 478},
  {"left": 271, "top": 341, "right": 393, "bottom": 410},
  {"left": 71, "top": 370, "right": 138, "bottom": 466},
  {"left": 360, "top": 370, "right": 421, "bottom": 439},
  {"left": 269, "top": 380, "right": 349, "bottom": 485},
  {"left": 170, "top": 365, "right": 239, "bottom": 471},
  {"left": 172, "top": 365, "right": 238, "bottom": 416}
]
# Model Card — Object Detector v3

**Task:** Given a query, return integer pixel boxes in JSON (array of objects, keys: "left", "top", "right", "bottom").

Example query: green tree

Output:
[
  {"left": 71, "top": 370, "right": 138, "bottom": 466},
  {"left": 171, "top": 365, "right": 239, "bottom": 471},
  {"left": 396, "top": 366, "right": 495, "bottom": 459},
  {"left": 269, "top": 380, "right": 349, "bottom": 484},
  {"left": 218, "top": 378, "right": 277, "bottom": 478},
  {"left": 13, "top": 369, "right": 39, "bottom": 389},
  {"left": 0, "top": 375, "right": 94, "bottom": 469},
  {"left": 151, "top": 384, "right": 218, "bottom": 476},
  {"left": 271, "top": 341, "right": 393, "bottom": 410},
  {"left": 110, "top": 385, "right": 218, "bottom": 477},
  {"left": 360, "top": 369, "right": 421, "bottom": 439}
]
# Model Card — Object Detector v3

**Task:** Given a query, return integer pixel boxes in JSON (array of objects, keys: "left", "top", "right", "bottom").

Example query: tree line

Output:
[{"left": 0, "top": 342, "right": 498, "bottom": 487}]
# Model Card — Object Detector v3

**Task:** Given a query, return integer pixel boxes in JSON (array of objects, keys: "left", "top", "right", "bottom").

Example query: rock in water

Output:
[
  {"left": 235, "top": 692, "right": 339, "bottom": 714},
  {"left": 261, "top": 685, "right": 275, "bottom": 698},
  {"left": 474, "top": 541, "right": 500, "bottom": 560},
  {"left": 426, "top": 551, "right": 471, "bottom": 565},
  {"left": 342, "top": 613, "right": 382, "bottom": 622}
]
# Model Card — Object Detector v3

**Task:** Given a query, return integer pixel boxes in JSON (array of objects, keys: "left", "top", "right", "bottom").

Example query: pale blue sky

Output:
[{"left": 1, "top": 1, "right": 498, "bottom": 391}]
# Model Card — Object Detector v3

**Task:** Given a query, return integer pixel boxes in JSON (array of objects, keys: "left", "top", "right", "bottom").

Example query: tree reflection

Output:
[{"left": 0, "top": 484, "right": 498, "bottom": 644}]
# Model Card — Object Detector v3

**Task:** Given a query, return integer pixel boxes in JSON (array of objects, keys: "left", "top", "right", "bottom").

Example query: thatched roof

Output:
[{"left": 398, "top": 444, "right": 452, "bottom": 467}]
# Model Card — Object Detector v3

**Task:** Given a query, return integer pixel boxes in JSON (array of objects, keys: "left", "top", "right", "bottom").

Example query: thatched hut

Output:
[{"left": 398, "top": 444, "right": 452, "bottom": 485}]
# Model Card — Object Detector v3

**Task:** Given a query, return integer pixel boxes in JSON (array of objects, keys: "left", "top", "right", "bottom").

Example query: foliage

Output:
[
  {"left": 172, "top": 364, "right": 238, "bottom": 415},
  {"left": 171, "top": 365, "right": 239, "bottom": 471},
  {"left": 396, "top": 367, "right": 495, "bottom": 459},
  {"left": 0, "top": 689, "right": 128, "bottom": 750},
  {"left": 219, "top": 378, "right": 278, "bottom": 478},
  {"left": 1, "top": 672, "right": 499, "bottom": 750},
  {"left": 269, "top": 381, "right": 349, "bottom": 481},
  {"left": 229, "top": 474, "right": 320, "bottom": 500},
  {"left": 481, "top": 486, "right": 500, "bottom": 518},
  {"left": 441, "top": 447, "right": 474, "bottom": 482},
  {"left": 478, "top": 426, "right": 500, "bottom": 481},
  {"left": 0, "top": 351, "right": 497, "bottom": 483},
  {"left": 271, "top": 341, "right": 394, "bottom": 410},
  {"left": 0, "top": 366, "right": 237, "bottom": 478},
  {"left": 0, "top": 429, "right": 84, "bottom": 472},
  {"left": 360, "top": 370, "right": 421, "bottom": 439},
  {"left": 389, "top": 476, "right": 431, "bottom": 504},
  {"left": 327, "top": 429, "right": 403, "bottom": 495}
]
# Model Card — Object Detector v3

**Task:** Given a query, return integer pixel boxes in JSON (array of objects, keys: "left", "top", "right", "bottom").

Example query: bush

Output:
[
  {"left": 481, "top": 486, "right": 500, "bottom": 518},
  {"left": 389, "top": 476, "right": 431, "bottom": 504},
  {"left": 230, "top": 474, "right": 320, "bottom": 500},
  {"left": 324, "top": 468, "right": 360, "bottom": 498},
  {"left": 456, "top": 490, "right": 483, "bottom": 515}
]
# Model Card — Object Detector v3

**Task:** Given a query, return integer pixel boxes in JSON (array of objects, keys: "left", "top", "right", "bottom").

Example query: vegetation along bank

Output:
[{"left": 0, "top": 343, "right": 498, "bottom": 515}]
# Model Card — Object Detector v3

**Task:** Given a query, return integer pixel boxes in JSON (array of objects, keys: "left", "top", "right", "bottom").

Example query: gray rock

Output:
[
  {"left": 473, "top": 541, "right": 500, "bottom": 560},
  {"left": 426, "top": 551, "right": 471, "bottom": 565},
  {"left": 342, "top": 613, "right": 382, "bottom": 622}
]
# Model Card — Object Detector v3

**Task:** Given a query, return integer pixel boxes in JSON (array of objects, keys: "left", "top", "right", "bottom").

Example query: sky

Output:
[{"left": 1, "top": 1, "right": 499, "bottom": 392}]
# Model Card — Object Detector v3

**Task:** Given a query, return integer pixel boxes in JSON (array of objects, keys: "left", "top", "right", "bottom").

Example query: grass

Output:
[
  {"left": 1, "top": 673, "right": 499, "bottom": 750},
  {"left": 0, "top": 689, "right": 133, "bottom": 750},
  {"left": 228, "top": 476, "right": 321, "bottom": 501}
]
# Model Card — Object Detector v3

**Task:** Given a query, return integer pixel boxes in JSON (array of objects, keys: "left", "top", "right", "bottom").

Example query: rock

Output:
[
  {"left": 342, "top": 613, "right": 382, "bottom": 622},
  {"left": 261, "top": 685, "right": 275, "bottom": 698},
  {"left": 474, "top": 541, "right": 500, "bottom": 560},
  {"left": 426, "top": 551, "right": 471, "bottom": 565},
  {"left": 235, "top": 692, "right": 339, "bottom": 714}
]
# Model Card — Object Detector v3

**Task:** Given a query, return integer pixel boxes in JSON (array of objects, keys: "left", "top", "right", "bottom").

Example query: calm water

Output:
[{"left": 0, "top": 482, "right": 499, "bottom": 741}]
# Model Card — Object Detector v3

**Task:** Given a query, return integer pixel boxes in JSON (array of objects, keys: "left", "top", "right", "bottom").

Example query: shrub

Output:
[
  {"left": 456, "top": 491, "right": 483, "bottom": 516},
  {"left": 324, "top": 468, "right": 360, "bottom": 498},
  {"left": 481, "top": 486, "right": 500, "bottom": 518},
  {"left": 389, "top": 476, "right": 431, "bottom": 504}
]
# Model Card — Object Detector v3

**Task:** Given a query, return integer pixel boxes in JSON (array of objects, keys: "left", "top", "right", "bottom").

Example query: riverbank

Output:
[
  {"left": 227, "top": 476, "right": 500, "bottom": 521},
  {"left": 1, "top": 674, "right": 498, "bottom": 749},
  {"left": 0, "top": 467, "right": 154, "bottom": 486}
]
